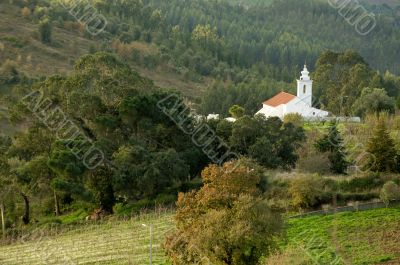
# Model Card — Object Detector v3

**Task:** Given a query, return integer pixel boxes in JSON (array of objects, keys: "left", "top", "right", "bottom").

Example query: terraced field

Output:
[{"left": 0, "top": 212, "right": 174, "bottom": 265}]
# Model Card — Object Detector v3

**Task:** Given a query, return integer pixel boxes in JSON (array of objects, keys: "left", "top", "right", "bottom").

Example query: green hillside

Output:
[{"left": 3, "top": 0, "right": 400, "bottom": 85}]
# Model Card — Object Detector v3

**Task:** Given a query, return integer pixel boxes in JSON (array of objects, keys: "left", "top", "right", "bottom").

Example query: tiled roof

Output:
[{"left": 263, "top": 92, "right": 296, "bottom": 107}]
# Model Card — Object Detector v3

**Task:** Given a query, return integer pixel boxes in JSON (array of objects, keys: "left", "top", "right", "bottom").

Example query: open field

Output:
[{"left": 0, "top": 211, "right": 174, "bottom": 265}]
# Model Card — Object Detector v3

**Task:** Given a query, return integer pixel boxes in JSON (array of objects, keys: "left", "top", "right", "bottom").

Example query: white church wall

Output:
[
  {"left": 256, "top": 104, "right": 283, "bottom": 118},
  {"left": 285, "top": 98, "right": 329, "bottom": 118}
]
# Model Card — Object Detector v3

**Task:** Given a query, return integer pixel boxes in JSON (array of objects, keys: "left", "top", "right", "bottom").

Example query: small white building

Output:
[{"left": 256, "top": 65, "right": 329, "bottom": 120}]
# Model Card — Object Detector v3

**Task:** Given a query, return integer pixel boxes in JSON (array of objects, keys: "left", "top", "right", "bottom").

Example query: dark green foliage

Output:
[
  {"left": 315, "top": 122, "right": 349, "bottom": 174},
  {"left": 86, "top": 166, "right": 115, "bottom": 213},
  {"left": 113, "top": 146, "right": 190, "bottom": 201},
  {"left": 313, "top": 50, "right": 372, "bottom": 115},
  {"left": 48, "top": 140, "right": 87, "bottom": 178},
  {"left": 229, "top": 105, "right": 245, "bottom": 119},
  {"left": 208, "top": 115, "right": 305, "bottom": 169}
]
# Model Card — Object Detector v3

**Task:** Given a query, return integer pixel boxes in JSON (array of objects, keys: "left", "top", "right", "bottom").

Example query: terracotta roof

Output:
[{"left": 263, "top": 92, "right": 296, "bottom": 107}]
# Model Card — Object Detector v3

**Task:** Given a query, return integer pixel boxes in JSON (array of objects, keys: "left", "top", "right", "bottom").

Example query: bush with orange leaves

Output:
[{"left": 164, "top": 159, "right": 283, "bottom": 265}]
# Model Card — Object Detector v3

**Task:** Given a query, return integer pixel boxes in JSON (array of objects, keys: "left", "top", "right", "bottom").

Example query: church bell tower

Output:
[{"left": 297, "top": 64, "right": 313, "bottom": 107}]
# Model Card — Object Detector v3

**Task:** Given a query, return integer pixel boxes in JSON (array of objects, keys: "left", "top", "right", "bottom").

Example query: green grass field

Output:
[
  {"left": 1, "top": 207, "right": 399, "bottom": 264},
  {"left": 268, "top": 206, "right": 400, "bottom": 265}
]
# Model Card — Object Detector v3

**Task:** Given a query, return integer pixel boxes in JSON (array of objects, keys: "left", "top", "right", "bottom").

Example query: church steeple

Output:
[
  {"left": 300, "top": 64, "right": 310, "bottom": 81},
  {"left": 297, "top": 64, "right": 313, "bottom": 107}
]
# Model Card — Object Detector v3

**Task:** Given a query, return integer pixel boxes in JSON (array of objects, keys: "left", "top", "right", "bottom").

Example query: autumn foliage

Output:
[{"left": 164, "top": 159, "right": 282, "bottom": 265}]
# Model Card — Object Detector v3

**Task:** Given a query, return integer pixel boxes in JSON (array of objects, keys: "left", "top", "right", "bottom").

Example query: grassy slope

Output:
[
  {"left": 268, "top": 206, "right": 400, "bottom": 265},
  {"left": 0, "top": 3, "right": 208, "bottom": 99},
  {"left": 0, "top": 211, "right": 174, "bottom": 265}
]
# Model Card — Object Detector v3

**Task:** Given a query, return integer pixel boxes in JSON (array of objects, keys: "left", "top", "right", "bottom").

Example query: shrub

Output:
[
  {"left": 283, "top": 113, "right": 304, "bottom": 127},
  {"left": 229, "top": 105, "right": 245, "bottom": 119},
  {"left": 297, "top": 152, "right": 331, "bottom": 174},
  {"left": 0, "top": 60, "right": 21, "bottom": 84},
  {"left": 265, "top": 186, "right": 291, "bottom": 212},
  {"left": 164, "top": 160, "right": 283, "bottom": 265},
  {"left": 380, "top": 181, "right": 400, "bottom": 206},
  {"left": 288, "top": 175, "right": 324, "bottom": 210}
]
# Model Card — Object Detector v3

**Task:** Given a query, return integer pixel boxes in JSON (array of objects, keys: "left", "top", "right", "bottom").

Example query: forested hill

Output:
[
  {"left": 2, "top": 0, "right": 400, "bottom": 83},
  {"left": 149, "top": 0, "right": 400, "bottom": 78}
]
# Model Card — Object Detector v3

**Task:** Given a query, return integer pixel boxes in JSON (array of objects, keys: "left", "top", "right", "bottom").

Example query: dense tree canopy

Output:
[
  {"left": 313, "top": 50, "right": 400, "bottom": 116},
  {"left": 207, "top": 115, "right": 305, "bottom": 169}
]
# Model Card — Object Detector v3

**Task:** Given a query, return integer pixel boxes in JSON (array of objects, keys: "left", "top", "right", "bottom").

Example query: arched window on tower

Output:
[{"left": 303, "top": 85, "right": 306, "bottom": 94}]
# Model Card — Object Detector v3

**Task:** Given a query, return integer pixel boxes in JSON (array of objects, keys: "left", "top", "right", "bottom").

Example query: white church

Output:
[{"left": 256, "top": 65, "right": 329, "bottom": 120}]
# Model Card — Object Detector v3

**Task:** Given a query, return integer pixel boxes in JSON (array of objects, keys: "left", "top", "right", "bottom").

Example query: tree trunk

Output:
[
  {"left": 53, "top": 190, "right": 60, "bottom": 216},
  {"left": 21, "top": 194, "right": 30, "bottom": 225},
  {"left": 1, "top": 202, "right": 5, "bottom": 240}
]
